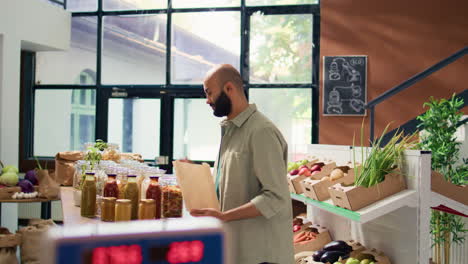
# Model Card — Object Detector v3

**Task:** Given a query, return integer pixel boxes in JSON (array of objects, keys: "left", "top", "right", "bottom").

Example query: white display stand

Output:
[{"left": 291, "top": 144, "right": 432, "bottom": 263}]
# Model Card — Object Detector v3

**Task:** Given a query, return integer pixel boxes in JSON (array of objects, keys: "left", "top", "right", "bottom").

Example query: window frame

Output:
[{"left": 20, "top": 0, "right": 320, "bottom": 172}]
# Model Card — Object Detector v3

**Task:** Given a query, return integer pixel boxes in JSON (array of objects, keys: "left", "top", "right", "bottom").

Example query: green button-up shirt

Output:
[{"left": 214, "top": 104, "right": 294, "bottom": 264}]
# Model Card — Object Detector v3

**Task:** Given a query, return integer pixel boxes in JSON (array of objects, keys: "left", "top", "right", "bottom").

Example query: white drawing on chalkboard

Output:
[
  {"left": 348, "top": 98, "right": 365, "bottom": 112},
  {"left": 329, "top": 60, "right": 341, "bottom": 80},
  {"left": 350, "top": 58, "right": 364, "bottom": 66},
  {"left": 326, "top": 89, "right": 343, "bottom": 114},
  {"left": 342, "top": 60, "right": 360, "bottom": 83}
]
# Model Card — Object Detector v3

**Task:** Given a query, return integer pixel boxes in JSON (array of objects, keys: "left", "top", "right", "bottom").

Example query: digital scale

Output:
[{"left": 41, "top": 217, "right": 230, "bottom": 264}]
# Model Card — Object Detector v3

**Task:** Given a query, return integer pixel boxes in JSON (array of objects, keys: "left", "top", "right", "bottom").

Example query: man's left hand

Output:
[{"left": 190, "top": 208, "right": 227, "bottom": 222}]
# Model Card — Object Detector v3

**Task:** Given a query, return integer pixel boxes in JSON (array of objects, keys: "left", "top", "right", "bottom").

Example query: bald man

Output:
[{"left": 190, "top": 64, "right": 294, "bottom": 264}]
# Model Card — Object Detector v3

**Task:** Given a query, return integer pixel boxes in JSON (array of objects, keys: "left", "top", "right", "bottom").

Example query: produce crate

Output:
[
  {"left": 294, "top": 225, "right": 332, "bottom": 254},
  {"left": 0, "top": 187, "right": 21, "bottom": 200},
  {"left": 288, "top": 162, "right": 335, "bottom": 194},
  {"left": 328, "top": 170, "right": 406, "bottom": 211},
  {"left": 309, "top": 162, "right": 337, "bottom": 180},
  {"left": 431, "top": 170, "right": 467, "bottom": 206},
  {"left": 301, "top": 166, "right": 353, "bottom": 201}
]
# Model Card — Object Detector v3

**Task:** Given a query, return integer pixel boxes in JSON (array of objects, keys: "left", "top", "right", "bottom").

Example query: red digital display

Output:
[
  {"left": 90, "top": 240, "right": 204, "bottom": 264},
  {"left": 166, "top": 240, "right": 204, "bottom": 264},
  {"left": 92, "top": 245, "right": 143, "bottom": 264}
]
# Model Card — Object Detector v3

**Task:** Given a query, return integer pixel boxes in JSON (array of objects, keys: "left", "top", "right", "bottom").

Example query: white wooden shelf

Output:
[
  {"left": 292, "top": 190, "right": 417, "bottom": 223},
  {"left": 430, "top": 191, "right": 468, "bottom": 216}
]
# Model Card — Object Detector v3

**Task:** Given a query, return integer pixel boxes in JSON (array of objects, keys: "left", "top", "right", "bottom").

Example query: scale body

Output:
[{"left": 41, "top": 217, "right": 229, "bottom": 264}]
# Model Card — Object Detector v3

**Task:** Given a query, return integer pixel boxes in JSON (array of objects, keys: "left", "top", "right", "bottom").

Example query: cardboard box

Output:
[
  {"left": 288, "top": 162, "right": 336, "bottom": 194},
  {"left": 328, "top": 170, "right": 406, "bottom": 211},
  {"left": 301, "top": 166, "right": 353, "bottom": 201},
  {"left": 294, "top": 224, "right": 333, "bottom": 254},
  {"left": 309, "top": 162, "right": 338, "bottom": 180},
  {"left": 431, "top": 170, "right": 467, "bottom": 206}
]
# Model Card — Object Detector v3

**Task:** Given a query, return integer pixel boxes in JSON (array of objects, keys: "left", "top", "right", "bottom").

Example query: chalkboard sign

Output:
[{"left": 323, "top": 56, "right": 367, "bottom": 116}]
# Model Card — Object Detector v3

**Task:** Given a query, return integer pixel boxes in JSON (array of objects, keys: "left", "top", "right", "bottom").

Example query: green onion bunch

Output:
[{"left": 354, "top": 123, "right": 418, "bottom": 188}]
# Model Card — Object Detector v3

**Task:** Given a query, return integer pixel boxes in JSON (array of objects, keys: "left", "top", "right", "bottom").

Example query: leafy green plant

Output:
[
  {"left": 353, "top": 122, "right": 418, "bottom": 188},
  {"left": 417, "top": 94, "right": 466, "bottom": 264}
]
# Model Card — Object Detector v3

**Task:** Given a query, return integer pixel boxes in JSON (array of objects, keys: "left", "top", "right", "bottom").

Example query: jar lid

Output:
[
  {"left": 140, "top": 199, "right": 156, "bottom": 204},
  {"left": 107, "top": 174, "right": 117, "bottom": 177},
  {"left": 149, "top": 176, "right": 160, "bottom": 180},
  {"left": 103, "top": 197, "right": 117, "bottom": 203},
  {"left": 85, "top": 172, "right": 95, "bottom": 175},
  {"left": 127, "top": 175, "right": 137, "bottom": 177},
  {"left": 116, "top": 199, "right": 131, "bottom": 204}
]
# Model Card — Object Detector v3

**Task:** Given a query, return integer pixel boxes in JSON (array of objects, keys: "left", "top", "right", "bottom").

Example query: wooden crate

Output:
[
  {"left": 0, "top": 187, "right": 21, "bottom": 200},
  {"left": 328, "top": 170, "right": 406, "bottom": 211}
]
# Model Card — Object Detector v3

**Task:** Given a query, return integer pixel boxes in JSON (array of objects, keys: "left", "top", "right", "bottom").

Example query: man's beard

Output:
[{"left": 212, "top": 91, "right": 232, "bottom": 117}]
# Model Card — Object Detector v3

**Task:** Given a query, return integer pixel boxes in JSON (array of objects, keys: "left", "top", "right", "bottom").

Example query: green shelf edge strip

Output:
[{"left": 291, "top": 193, "right": 361, "bottom": 221}]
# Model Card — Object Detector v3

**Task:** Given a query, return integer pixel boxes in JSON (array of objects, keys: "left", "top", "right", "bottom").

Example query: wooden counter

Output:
[{"left": 60, "top": 187, "right": 100, "bottom": 225}]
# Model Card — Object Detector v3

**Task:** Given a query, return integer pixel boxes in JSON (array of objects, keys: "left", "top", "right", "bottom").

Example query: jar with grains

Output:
[
  {"left": 124, "top": 175, "right": 139, "bottom": 220},
  {"left": 115, "top": 199, "right": 131, "bottom": 221},
  {"left": 161, "top": 176, "right": 183, "bottom": 218},
  {"left": 81, "top": 172, "right": 96, "bottom": 218}
]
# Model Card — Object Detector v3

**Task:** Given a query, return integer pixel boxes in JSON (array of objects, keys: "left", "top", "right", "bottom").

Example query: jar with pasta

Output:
[
  {"left": 102, "top": 143, "right": 121, "bottom": 161},
  {"left": 161, "top": 177, "right": 183, "bottom": 218}
]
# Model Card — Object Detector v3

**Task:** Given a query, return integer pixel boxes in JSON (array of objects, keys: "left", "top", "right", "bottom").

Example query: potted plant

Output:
[{"left": 417, "top": 94, "right": 466, "bottom": 264}]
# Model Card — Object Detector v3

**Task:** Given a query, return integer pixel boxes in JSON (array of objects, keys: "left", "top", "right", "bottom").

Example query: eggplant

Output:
[
  {"left": 320, "top": 251, "right": 349, "bottom": 263},
  {"left": 312, "top": 250, "right": 326, "bottom": 262},
  {"left": 323, "top": 240, "right": 353, "bottom": 253}
]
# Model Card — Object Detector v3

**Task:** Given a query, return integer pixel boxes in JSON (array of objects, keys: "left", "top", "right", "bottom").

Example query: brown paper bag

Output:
[
  {"left": 55, "top": 151, "right": 83, "bottom": 186},
  {"left": 0, "top": 227, "right": 20, "bottom": 264},
  {"left": 173, "top": 161, "right": 220, "bottom": 211},
  {"left": 120, "top": 153, "right": 144, "bottom": 162},
  {"left": 18, "top": 220, "right": 56, "bottom": 264},
  {"left": 37, "top": 170, "right": 60, "bottom": 199}
]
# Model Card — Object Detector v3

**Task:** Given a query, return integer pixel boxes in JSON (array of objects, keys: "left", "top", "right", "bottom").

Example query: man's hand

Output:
[{"left": 190, "top": 208, "right": 227, "bottom": 221}]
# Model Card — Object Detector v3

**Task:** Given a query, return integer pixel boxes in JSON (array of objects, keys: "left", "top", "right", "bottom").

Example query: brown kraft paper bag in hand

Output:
[
  {"left": 0, "top": 227, "right": 20, "bottom": 264},
  {"left": 18, "top": 220, "right": 56, "bottom": 264},
  {"left": 37, "top": 169, "right": 60, "bottom": 199},
  {"left": 55, "top": 151, "right": 84, "bottom": 186},
  {"left": 173, "top": 161, "right": 220, "bottom": 211}
]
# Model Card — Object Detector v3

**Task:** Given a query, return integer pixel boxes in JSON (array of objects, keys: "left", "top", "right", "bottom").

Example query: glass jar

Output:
[
  {"left": 95, "top": 169, "right": 107, "bottom": 196},
  {"left": 103, "top": 143, "right": 121, "bottom": 161},
  {"left": 138, "top": 199, "right": 156, "bottom": 220},
  {"left": 161, "top": 176, "right": 183, "bottom": 218},
  {"left": 115, "top": 199, "right": 132, "bottom": 221},
  {"left": 101, "top": 197, "right": 116, "bottom": 222},
  {"left": 124, "top": 175, "right": 139, "bottom": 220},
  {"left": 117, "top": 168, "right": 128, "bottom": 199},
  {"left": 81, "top": 172, "right": 96, "bottom": 218},
  {"left": 74, "top": 160, "right": 91, "bottom": 190},
  {"left": 103, "top": 174, "right": 119, "bottom": 199},
  {"left": 146, "top": 176, "right": 162, "bottom": 219}
]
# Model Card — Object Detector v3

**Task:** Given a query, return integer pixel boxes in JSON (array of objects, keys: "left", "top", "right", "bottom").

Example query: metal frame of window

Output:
[{"left": 21, "top": 0, "right": 320, "bottom": 172}]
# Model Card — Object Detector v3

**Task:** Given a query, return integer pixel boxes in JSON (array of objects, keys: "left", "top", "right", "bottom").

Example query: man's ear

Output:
[{"left": 224, "top": 81, "right": 234, "bottom": 94}]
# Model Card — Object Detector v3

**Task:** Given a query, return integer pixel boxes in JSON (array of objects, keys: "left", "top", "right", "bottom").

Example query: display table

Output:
[
  {"left": 0, "top": 197, "right": 59, "bottom": 226},
  {"left": 60, "top": 187, "right": 99, "bottom": 225}
]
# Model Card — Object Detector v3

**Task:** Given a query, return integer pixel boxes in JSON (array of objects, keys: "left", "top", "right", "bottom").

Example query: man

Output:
[{"left": 190, "top": 64, "right": 294, "bottom": 264}]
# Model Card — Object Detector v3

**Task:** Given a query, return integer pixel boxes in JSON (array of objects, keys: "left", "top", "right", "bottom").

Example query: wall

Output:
[
  {"left": 319, "top": 0, "right": 468, "bottom": 145},
  {"left": 0, "top": 0, "right": 70, "bottom": 232},
  {"left": 0, "top": 0, "right": 70, "bottom": 166}
]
